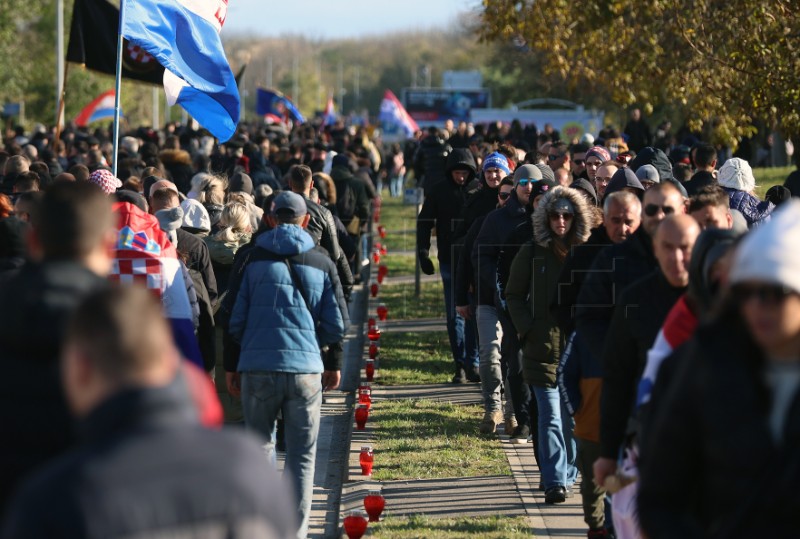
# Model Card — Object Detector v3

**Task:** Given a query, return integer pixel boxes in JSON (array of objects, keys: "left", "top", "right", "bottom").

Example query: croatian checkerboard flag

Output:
[
  {"left": 111, "top": 202, "right": 203, "bottom": 368},
  {"left": 121, "top": 0, "right": 239, "bottom": 142}
]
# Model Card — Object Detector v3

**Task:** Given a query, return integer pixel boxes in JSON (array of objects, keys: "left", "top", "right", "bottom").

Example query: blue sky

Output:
[{"left": 224, "top": 0, "right": 478, "bottom": 38}]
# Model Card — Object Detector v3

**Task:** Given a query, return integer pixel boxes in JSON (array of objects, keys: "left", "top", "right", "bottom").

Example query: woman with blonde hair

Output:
[
  {"left": 204, "top": 201, "right": 252, "bottom": 292},
  {"left": 189, "top": 173, "right": 227, "bottom": 231}
]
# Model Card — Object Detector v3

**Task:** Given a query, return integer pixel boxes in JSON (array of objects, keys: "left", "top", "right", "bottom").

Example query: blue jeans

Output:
[
  {"left": 389, "top": 173, "right": 404, "bottom": 197},
  {"left": 242, "top": 372, "right": 322, "bottom": 539},
  {"left": 531, "top": 385, "right": 578, "bottom": 489},
  {"left": 439, "top": 262, "right": 463, "bottom": 365}
]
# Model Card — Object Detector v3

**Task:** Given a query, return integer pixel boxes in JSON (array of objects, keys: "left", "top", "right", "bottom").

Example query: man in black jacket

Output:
[
  {"left": 417, "top": 149, "right": 479, "bottom": 382},
  {"left": 2, "top": 286, "right": 295, "bottom": 539},
  {"left": 593, "top": 215, "right": 700, "bottom": 487},
  {"left": 683, "top": 143, "right": 717, "bottom": 196},
  {"left": 472, "top": 164, "right": 535, "bottom": 434},
  {"left": 0, "top": 182, "right": 113, "bottom": 511},
  {"left": 330, "top": 156, "right": 370, "bottom": 271},
  {"left": 575, "top": 182, "right": 686, "bottom": 364},
  {"left": 414, "top": 127, "right": 452, "bottom": 193},
  {"left": 290, "top": 165, "right": 354, "bottom": 300}
]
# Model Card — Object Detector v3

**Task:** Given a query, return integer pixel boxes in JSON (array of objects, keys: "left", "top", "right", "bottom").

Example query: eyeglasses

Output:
[
  {"left": 644, "top": 204, "right": 676, "bottom": 217},
  {"left": 498, "top": 192, "right": 511, "bottom": 200},
  {"left": 517, "top": 178, "right": 537, "bottom": 186},
  {"left": 733, "top": 284, "right": 796, "bottom": 305},
  {"left": 548, "top": 153, "right": 565, "bottom": 161},
  {"left": 595, "top": 176, "right": 613, "bottom": 185},
  {"left": 572, "top": 159, "right": 585, "bottom": 165},
  {"left": 549, "top": 212, "right": 573, "bottom": 221}
]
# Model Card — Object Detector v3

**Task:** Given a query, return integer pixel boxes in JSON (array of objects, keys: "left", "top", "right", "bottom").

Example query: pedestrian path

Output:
[{"left": 305, "top": 219, "right": 587, "bottom": 537}]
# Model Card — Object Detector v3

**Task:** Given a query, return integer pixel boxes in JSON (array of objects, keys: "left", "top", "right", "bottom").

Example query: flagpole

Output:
[
  {"left": 56, "top": 0, "right": 65, "bottom": 128},
  {"left": 54, "top": 62, "right": 70, "bottom": 143},
  {"left": 111, "top": 0, "right": 126, "bottom": 177}
]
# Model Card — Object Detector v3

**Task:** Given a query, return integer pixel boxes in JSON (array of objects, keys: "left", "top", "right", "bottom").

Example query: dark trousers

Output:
[{"left": 497, "top": 308, "right": 531, "bottom": 428}]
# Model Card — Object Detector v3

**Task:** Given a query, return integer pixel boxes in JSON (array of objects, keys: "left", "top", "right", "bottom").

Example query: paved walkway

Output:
[
  {"left": 287, "top": 226, "right": 587, "bottom": 537},
  {"left": 323, "top": 277, "right": 587, "bottom": 537}
]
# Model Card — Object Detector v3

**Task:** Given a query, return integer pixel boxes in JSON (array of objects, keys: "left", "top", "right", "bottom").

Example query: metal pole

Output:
[
  {"left": 240, "top": 63, "right": 246, "bottom": 121},
  {"left": 56, "top": 0, "right": 65, "bottom": 128},
  {"left": 152, "top": 86, "right": 159, "bottom": 129},
  {"left": 267, "top": 56, "right": 273, "bottom": 88},
  {"left": 354, "top": 65, "right": 360, "bottom": 112},
  {"left": 55, "top": 62, "right": 70, "bottom": 143},
  {"left": 337, "top": 61, "right": 343, "bottom": 113},
  {"left": 415, "top": 194, "right": 422, "bottom": 298},
  {"left": 292, "top": 57, "right": 299, "bottom": 103},
  {"left": 111, "top": 0, "right": 126, "bottom": 177},
  {"left": 316, "top": 59, "right": 322, "bottom": 111}
]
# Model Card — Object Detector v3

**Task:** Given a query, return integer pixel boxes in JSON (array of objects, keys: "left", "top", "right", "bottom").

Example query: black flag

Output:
[{"left": 67, "top": 0, "right": 165, "bottom": 85}]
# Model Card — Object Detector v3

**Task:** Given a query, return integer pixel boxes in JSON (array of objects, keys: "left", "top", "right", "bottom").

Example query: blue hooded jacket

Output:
[{"left": 229, "top": 224, "right": 349, "bottom": 374}]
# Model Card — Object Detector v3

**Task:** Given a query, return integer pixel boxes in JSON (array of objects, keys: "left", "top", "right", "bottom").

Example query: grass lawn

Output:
[
  {"left": 370, "top": 515, "right": 532, "bottom": 538},
  {"left": 376, "top": 196, "right": 418, "bottom": 252},
  {"left": 375, "top": 331, "right": 452, "bottom": 386},
  {"left": 382, "top": 253, "right": 438, "bottom": 278},
  {"left": 370, "top": 399, "right": 510, "bottom": 481},
  {"left": 380, "top": 281, "right": 444, "bottom": 320},
  {"left": 753, "top": 166, "right": 793, "bottom": 199}
]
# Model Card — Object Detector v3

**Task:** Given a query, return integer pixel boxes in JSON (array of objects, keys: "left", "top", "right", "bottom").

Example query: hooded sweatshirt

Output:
[
  {"left": 417, "top": 148, "right": 477, "bottom": 264},
  {"left": 629, "top": 146, "right": 688, "bottom": 197}
]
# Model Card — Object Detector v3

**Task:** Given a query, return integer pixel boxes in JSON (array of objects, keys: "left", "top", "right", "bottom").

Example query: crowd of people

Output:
[
  {"left": 0, "top": 118, "right": 391, "bottom": 538},
  {"left": 414, "top": 115, "right": 800, "bottom": 538},
  {"left": 0, "top": 111, "right": 799, "bottom": 538}
]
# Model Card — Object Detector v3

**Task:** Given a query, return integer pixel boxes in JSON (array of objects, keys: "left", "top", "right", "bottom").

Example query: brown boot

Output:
[{"left": 479, "top": 410, "right": 504, "bottom": 434}]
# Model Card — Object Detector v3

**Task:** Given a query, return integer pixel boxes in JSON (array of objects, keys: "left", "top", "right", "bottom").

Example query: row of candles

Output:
[{"left": 344, "top": 238, "right": 390, "bottom": 538}]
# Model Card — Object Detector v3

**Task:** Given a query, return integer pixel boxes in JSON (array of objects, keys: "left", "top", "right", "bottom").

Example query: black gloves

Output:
[{"left": 418, "top": 249, "right": 435, "bottom": 275}]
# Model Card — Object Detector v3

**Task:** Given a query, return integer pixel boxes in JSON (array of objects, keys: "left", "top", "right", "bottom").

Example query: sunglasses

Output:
[
  {"left": 572, "top": 159, "right": 585, "bottom": 165},
  {"left": 549, "top": 212, "right": 573, "bottom": 221},
  {"left": 548, "top": 153, "right": 565, "bottom": 161},
  {"left": 644, "top": 204, "right": 676, "bottom": 217},
  {"left": 733, "top": 284, "right": 796, "bottom": 305},
  {"left": 498, "top": 192, "right": 511, "bottom": 200},
  {"left": 517, "top": 178, "right": 537, "bottom": 186}
]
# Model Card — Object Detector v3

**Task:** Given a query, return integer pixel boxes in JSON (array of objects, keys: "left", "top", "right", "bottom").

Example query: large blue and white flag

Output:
[{"left": 122, "top": 0, "right": 239, "bottom": 142}]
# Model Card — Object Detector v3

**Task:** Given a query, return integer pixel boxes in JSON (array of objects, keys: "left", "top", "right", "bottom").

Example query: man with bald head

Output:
[{"left": 593, "top": 214, "right": 701, "bottom": 488}]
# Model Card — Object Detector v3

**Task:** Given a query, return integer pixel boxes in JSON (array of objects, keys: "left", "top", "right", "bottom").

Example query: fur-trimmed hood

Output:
[
  {"left": 159, "top": 149, "right": 192, "bottom": 166},
  {"left": 533, "top": 186, "right": 593, "bottom": 247}
]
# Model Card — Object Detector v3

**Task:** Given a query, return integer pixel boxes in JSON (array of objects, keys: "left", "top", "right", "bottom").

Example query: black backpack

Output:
[{"left": 336, "top": 181, "right": 358, "bottom": 225}]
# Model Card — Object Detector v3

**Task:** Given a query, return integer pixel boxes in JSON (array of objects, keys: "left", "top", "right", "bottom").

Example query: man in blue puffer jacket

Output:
[{"left": 228, "top": 192, "right": 349, "bottom": 539}]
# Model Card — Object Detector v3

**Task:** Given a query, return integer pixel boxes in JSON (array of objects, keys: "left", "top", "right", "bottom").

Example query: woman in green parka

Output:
[{"left": 506, "top": 185, "right": 592, "bottom": 504}]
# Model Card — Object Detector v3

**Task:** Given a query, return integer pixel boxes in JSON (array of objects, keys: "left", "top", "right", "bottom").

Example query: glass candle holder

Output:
[
  {"left": 354, "top": 405, "right": 368, "bottom": 430},
  {"left": 343, "top": 511, "right": 368, "bottom": 539},
  {"left": 365, "top": 359, "right": 375, "bottom": 382},
  {"left": 364, "top": 490, "right": 386, "bottom": 522},
  {"left": 359, "top": 445, "right": 374, "bottom": 476}
]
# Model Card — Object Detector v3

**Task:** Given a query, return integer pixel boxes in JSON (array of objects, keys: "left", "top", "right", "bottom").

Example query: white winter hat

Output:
[
  {"left": 717, "top": 158, "right": 755, "bottom": 192},
  {"left": 730, "top": 199, "right": 800, "bottom": 294},
  {"left": 180, "top": 198, "right": 211, "bottom": 233}
]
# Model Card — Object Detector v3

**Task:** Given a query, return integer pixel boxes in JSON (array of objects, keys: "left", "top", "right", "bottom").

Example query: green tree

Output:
[{"left": 479, "top": 0, "right": 800, "bottom": 146}]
